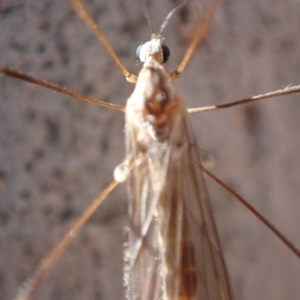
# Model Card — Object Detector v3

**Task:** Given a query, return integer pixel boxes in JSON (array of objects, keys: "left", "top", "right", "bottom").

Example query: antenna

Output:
[
  {"left": 159, "top": 0, "right": 191, "bottom": 35},
  {"left": 142, "top": 0, "right": 154, "bottom": 34}
]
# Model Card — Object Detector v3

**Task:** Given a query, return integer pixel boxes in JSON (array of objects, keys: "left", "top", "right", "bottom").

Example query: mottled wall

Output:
[{"left": 0, "top": 0, "right": 300, "bottom": 299}]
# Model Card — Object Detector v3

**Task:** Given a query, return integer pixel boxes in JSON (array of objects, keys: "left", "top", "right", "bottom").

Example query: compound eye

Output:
[
  {"left": 135, "top": 44, "right": 143, "bottom": 62},
  {"left": 161, "top": 44, "right": 170, "bottom": 64}
]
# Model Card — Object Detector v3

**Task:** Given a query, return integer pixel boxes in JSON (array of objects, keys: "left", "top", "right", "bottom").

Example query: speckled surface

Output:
[{"left": 0, "top": 0, "right": 300, "bottom": 299}]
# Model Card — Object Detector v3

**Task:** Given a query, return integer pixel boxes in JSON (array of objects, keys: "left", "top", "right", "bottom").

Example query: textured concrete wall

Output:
[{"left": 1, "top": 0, "right": 300, "bottom": 299}]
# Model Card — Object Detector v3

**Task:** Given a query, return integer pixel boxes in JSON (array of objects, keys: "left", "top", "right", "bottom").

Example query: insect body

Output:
[{"left": 115, "top": 35, "right": 233, "bottom": 299}]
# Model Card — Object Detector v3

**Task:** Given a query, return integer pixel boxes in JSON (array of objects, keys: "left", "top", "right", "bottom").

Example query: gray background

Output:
[{"left": 1, "top": 0, "right": 300, "bottom": 299}]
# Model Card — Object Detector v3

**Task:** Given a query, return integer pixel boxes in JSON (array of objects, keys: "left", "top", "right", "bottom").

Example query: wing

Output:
[{"left": 124, "top": 104, "right": 233, "bottom": 300}]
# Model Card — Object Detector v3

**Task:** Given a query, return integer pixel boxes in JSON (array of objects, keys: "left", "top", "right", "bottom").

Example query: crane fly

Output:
[{"left": 0, "top": 0, "right": 300, "bottom": 300}]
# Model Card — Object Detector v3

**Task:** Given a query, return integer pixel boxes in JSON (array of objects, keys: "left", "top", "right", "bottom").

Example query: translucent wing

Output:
[{"left": 118, "top": 59, "right": 234, "bottom": 300}]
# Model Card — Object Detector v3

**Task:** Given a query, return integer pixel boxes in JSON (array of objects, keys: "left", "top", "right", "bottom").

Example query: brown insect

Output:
[{"left": 0, "top": 0, "right": 300, "bottom": 299}]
